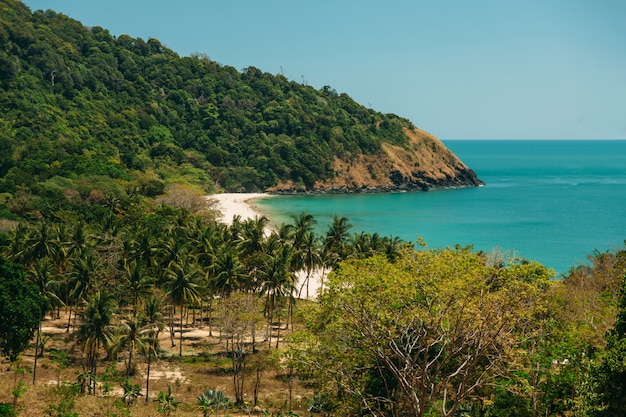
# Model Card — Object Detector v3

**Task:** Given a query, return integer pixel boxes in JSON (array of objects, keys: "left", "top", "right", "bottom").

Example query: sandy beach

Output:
[
  {"left": 211, "top": 193, "right": 325, "bottom": 299},
  {"left": 211, "top": 192, "right": 272, "bottom": 226}
]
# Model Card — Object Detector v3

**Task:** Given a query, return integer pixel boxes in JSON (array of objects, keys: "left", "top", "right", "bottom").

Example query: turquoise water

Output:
[{"left": 255, "top": 140, "right": 626, "bottom": 274}]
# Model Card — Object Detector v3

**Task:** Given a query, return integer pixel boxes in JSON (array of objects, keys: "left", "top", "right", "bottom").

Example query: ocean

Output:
[{"left": 254, "top": 140, "right": 626, "bottom": 275}]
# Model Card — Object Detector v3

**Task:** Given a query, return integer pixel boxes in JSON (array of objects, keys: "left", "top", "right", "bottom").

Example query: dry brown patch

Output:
[{"left": 0, "top": 311, "right": 314, "bottom": 417}]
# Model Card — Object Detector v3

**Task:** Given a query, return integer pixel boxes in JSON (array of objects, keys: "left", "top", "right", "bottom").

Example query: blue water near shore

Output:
[{"left": 255, "top": 140, "right": 626, "bottom": 274}]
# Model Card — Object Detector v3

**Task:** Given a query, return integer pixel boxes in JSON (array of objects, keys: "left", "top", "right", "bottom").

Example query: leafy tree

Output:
[
  {"left": 590, "top": 273, "right": 626, "bottom": 416},
  {"left": 300, "top": 248, "right": 554, "bottom": 417},
  {"left": 0, "top": 255, "right": 47, "bottom": 361}
]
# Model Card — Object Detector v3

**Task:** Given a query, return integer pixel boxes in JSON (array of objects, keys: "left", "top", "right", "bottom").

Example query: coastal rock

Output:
[{"left": 268, "top": 128, "right": 483, "bottom": 194}]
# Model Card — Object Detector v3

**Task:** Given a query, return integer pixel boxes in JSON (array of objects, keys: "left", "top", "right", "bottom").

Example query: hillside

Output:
[{"left": 0, "top": 0, "right": 481, "bottom": 213}]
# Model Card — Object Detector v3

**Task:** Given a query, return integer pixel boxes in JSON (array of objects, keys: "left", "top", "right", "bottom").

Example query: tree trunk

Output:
[
  {"left": 169, "top": 307, "right": 176, "bottom": 347},
  {"left": 145, "top": 348, "right": 152, "bottom": 404},
  {"left": 32, "top": 320, "right": 41, "bottom": 385},
  {"left": 66, "top": 306, "right": 72, "bottom": 333},
  {"left": 179, "top": 300, "right": 184, "bottom": 356},
  {"left": 127, "top": 348, "right": 133, "bottom": 377},
  {"left": 208, "top": 297, "right": 214, "bottom": 337}
]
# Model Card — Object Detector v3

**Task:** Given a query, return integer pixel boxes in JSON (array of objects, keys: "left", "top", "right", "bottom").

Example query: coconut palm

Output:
[
  {"left": 297, "top": 231, "right": 322, "bottom": 299},
  {"left": 238, "top": 216, "right": 269, "bottom": 257},
  {"left": 165, "top": 255, "right": 201, "bottom": 356},
  {"left": 291, "top": 212, "right": 316, "bottom": 249},
  {"left": 67, "top": 248, "right": 100, "bottom": 332},
  {"left": 211, "top": 246, "right": 246, "bottom": 298},
  {"left": 111, "top": 312, "right": 153, "bottom": 377},
  {"left": 27, "top": 258, "right": 61, "bottom": 384},
  {"left": 21, "top": 221, "right": 60, "bottom": 266},
  {"left": 75, "top": 290, "right": 116, "bottom": 394},
  {"left": 6, "top": 223, "right": 29, "bottom": 263},
  {"left": 123, "top": 260, "right": 154, "bottom": 313},
  {"left": 323, "top": 215, "right": 353, "bottom": 269},
  {"left": 261, "top": 245, "right": 296, "bottom": 347},
  {"left": 126, "top": 228, "right": 157, "bottom": 271},
  {"left": 141, "top": 294, "right": 165, "bottom": 403}
]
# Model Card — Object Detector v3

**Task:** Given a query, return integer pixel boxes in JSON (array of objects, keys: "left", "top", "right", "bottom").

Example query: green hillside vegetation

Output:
[{"left": 0, "top": 0, "right": 466, "bottom": 208}]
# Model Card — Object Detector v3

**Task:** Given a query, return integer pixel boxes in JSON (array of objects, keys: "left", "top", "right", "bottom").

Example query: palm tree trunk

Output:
[
  {"left": 32, "top": 320, "right": 41, "bottom": 385},
  {"left": 179, "top": 300, "right": 184, "bottom": 356},
  {"left": 92, "top": 343, "right": 98, "bottom": 395},
  {"left": 127, "top": 348, "right": 133, "bottom": 377},
  {"left": 208, "top": 297, "right": 213, "bottom": 337},
  {"left": 169, "top": 307, "right": 176, "bottom": 347},
  {"left": 66, "top": 305, "right": 72, "bottom": 332},
  {"left": 145, "top": 348, "right": 152, "bottom": 404},
  {"left": 199, "top": 297, "right": 203, "bottom": 326}
]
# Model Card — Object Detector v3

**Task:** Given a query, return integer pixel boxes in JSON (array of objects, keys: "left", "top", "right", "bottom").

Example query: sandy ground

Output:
[
  {"left": 211, "top": 193, "right": 326, "bottom": 300},
  {"left": 211, "top": 193, "right": 271, "bottom": 226}
]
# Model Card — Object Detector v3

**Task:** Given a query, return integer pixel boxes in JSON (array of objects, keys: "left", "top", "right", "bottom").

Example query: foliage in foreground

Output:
[
  {"left": 297, "top": 249, "right": 556, "bottom": 416},
  {"left": 0, "top": 177, "right": 625, "bottom": 415}
]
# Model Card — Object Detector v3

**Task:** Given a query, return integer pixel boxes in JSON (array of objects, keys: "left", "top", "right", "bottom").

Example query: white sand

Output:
[
  {"left": 211, "top": 193, "right": 326, "bottom": 299},
  {"left": 211, "top": 192, "right": 272, "bottom": 225}
]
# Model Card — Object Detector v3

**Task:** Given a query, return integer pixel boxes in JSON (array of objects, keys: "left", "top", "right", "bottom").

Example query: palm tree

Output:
[
  {"left": 211, "top": 246, "right": 246, "bottom": 298},
  {"left": 291, "top": 212, "right": 316, "bottom": 249},
  {"left": 261, "top": 245, "right": 296, "bottom": 347},
  {"left": 143, "top": 294, "right": 167, "bottom": 339},
  {"left": 238, "top": 216, "right": 269, "bottom": 257},
  {"left": 323, "top": 215, "right": 353, "bottom": 270},
  {"left": 21, "top": 221, "right": 60, "bottom": 266},
  {"left": 141, "top": 294, "right": 165, "bottom": 403},
  {"left": 238, "top": 216, "right": 270, "bottom": 292},
  {"left": 126, "top": 228, "right": 157, "bottom": 271},
  {"left": 67, "top": 248, "right": 100, "bottom": 332},
  {"left": 75, "top": 290, "right": 116, "bottom": 394},
  {"left": 111, "top": 312, "right": 153, "bottom": 377},
  {"left": 27, "top": 258, "right": 62, "bottom": 384},
  {"left": 123, "top": 260, "right": 154, "bottom": 313},
  {"left": 6, "top": 223, "right": 29, "bottom": 263},
  {"left": 156, "top": 233, "right": 188, "bottom": 283},
  {"left": 384, "top": 235, "right": 405, "bottom": 262},
  {"left": 165, "top": 255, "right": 201, "bottom": 356},
  {"left": 297, "top": 231, "right": 322, "bottom": 299}
]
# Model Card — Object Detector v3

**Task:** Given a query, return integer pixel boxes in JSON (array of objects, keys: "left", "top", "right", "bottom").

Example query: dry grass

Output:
[{"left": 0, "top": 312, "right": 315, "bottom": 417}]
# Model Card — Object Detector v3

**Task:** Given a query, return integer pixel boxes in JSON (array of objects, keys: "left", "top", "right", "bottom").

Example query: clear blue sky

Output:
[{"left": 22, "top": 0, "right": 626, "bottom": 139}]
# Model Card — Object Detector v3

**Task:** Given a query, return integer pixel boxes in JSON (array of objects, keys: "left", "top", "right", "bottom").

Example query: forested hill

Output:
[{"left": 0, "top": 0, "right": 482, "bottom": 204}]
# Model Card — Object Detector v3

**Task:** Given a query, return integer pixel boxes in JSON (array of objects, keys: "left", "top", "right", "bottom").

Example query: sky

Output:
[{"left": 21, "top": 0, "right": 626, "bottom": 139}]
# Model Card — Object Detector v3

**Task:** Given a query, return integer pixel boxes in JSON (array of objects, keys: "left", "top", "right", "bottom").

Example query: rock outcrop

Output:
[{"left": 268, "top": 128, "right": 483, "bottom": 194}]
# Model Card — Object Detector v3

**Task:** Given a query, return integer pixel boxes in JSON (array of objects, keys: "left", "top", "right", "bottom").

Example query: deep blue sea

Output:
[{"left": 255, "top": 140, "right": 626, "bottom": 274}]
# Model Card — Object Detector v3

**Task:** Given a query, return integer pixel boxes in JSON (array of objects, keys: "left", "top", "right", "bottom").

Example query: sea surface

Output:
[{"left": 255, "top": 140, "right": 626, "bottom": 274}]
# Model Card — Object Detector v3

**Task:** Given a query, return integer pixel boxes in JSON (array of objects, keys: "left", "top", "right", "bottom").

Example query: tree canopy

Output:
[
  {"left": 298, "top": 248, "right": 555, "bottom": 416},
  {"left": 0, "top": 254, "right": 47, "bottom": 361},
  {"left": 0, "top": 0, "right": 426, "bottom": 212}
]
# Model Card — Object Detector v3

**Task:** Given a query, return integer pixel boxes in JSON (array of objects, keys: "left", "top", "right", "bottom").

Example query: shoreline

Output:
[
  {"left": 211, "top": 193, "right": 275, "bottom": 226},
  {"left": 210, "top": 192, "right": 325, "bottom": 300}
]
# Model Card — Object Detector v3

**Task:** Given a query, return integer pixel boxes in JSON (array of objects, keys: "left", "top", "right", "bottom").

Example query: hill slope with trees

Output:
[{"left": 0, "top": 0, "right": 481, "bottom": 212}]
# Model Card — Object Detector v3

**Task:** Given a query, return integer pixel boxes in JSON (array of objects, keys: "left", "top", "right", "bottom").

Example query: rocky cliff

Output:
[{"left": 267, "top": 128, "right": 483, "bottom": 194}]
